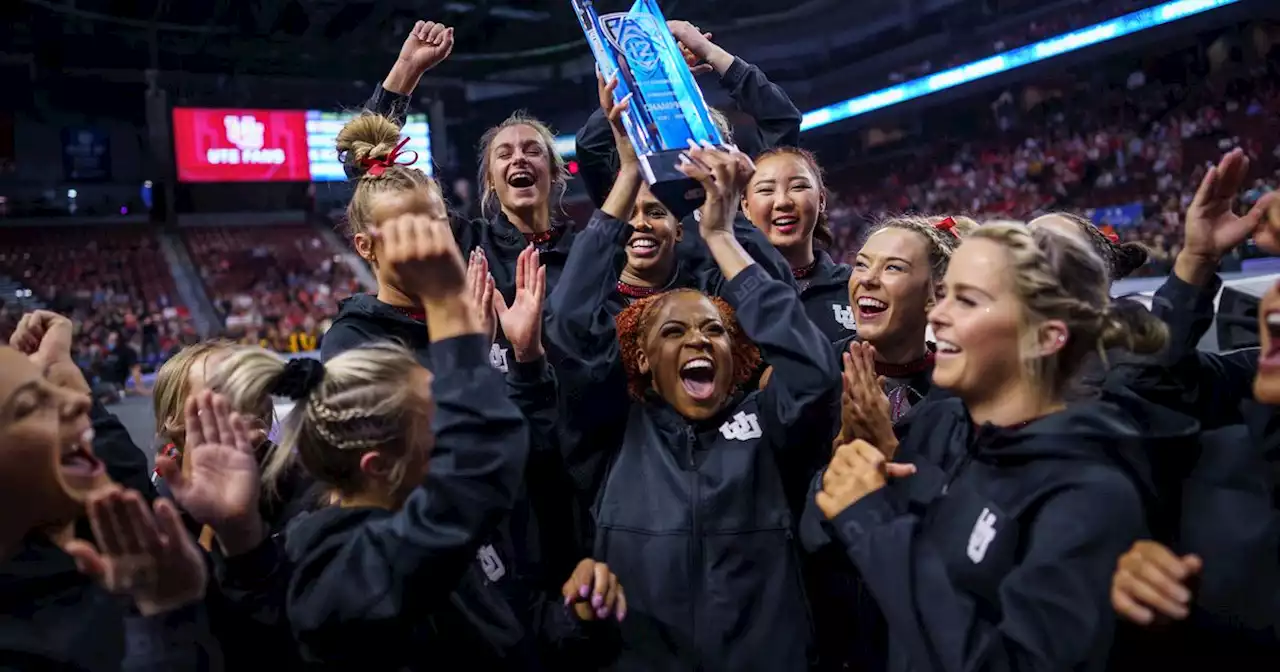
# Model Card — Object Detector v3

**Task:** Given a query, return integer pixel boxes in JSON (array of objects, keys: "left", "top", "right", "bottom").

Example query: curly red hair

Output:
[{"left": 615, "top": 288, "right": 762, "bottom": 402}]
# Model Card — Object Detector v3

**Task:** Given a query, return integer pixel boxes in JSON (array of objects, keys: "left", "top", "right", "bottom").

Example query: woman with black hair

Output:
[{"left": 741, "top": 146, "right": 854, "bottom": 342}]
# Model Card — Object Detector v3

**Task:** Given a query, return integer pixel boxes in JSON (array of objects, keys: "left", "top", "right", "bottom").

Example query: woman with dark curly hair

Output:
[{"left": 552, "top": 139, "right": 838, "bottom": 670}]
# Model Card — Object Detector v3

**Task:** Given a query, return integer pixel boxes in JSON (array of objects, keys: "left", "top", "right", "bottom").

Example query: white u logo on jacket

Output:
[
  {"left": 719, "top": 411, "right": 762, "bottom": 441},
  {"left": 967, "top": 507, "right": 998, "bottom": 564},
  {"left": 489, "top": 343, "right": 509, "bottom": 373},
  {"left": 477, "top": 544, "right": 506, "bottom": 582},
  {"left": 832, "top": 304, "right": 855, "bottom": 331}
]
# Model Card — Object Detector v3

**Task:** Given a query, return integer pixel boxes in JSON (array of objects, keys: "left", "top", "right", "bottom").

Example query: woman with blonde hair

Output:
[
  {"left": 811, "top": 222, "right": 1198, "bottom": 671},
  {"left": 338, "top": 19, "right": 576, "bottom": 376},
  {"left": 170, "top": 214, "right": 621, "bottom": 669},
  {"left": 151, "top": 340, "right": 319, "bottom": 554}
]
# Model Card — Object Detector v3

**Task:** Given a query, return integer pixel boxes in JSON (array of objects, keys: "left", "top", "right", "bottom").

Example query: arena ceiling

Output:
[{"left": 8, "top": 0, "right": 849, "bottom": 81}]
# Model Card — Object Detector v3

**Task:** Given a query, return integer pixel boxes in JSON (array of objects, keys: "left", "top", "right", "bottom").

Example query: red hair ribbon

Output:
[
  {"left": 358, "top": 136, "right": 418, "bottom": 177},
  {"left": 934, "top": 216, "right": 960, "bottom": 238},
  {"left": 1104, "top": 230, "right": 1120, "bottom": 243}
]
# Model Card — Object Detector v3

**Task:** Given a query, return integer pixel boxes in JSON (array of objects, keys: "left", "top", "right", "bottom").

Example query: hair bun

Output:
[
  {"left": 335, "top": 114, "right": 404, "bottom": 179},
  {"left": 273, "top": 358, "right": 326, "bottom": 400}
]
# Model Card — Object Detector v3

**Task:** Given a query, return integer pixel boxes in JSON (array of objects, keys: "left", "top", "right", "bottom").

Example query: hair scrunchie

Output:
[{"left": 273, "top": 358, "right": 326, "bottom": 400}]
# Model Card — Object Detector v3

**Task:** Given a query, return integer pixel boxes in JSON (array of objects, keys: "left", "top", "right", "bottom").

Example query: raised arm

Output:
[
  {"left": 545, "top": 76, "right": 641, "bottom": 498},
  {"left": 667, "top": 21, "right": 802, "bottom": 155},
  {"left": 364, "top": 20, "right": 456, "bottom": 124},
  {"left": 680, "top": 145, "right": 838, "bottom": 437},
  {"left": 287, "top": 215, "right": 530, "bottom": 649}
]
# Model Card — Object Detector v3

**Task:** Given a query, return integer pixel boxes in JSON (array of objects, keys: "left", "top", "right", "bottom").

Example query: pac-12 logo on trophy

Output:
[
  {"left": 600, "top": 12, "right": 664, "bottom": 73},
  {"left": 571, "top": 0, "right": 725, "bottom": 220}
]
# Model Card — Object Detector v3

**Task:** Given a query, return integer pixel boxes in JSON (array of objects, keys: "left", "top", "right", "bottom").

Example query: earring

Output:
[{"left": 1056, "top": 334, "right": 1066, "bottom": 345}]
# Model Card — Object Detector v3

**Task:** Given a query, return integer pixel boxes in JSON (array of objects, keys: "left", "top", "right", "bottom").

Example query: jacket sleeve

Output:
[
  {"left": 573, "top": 109, "right": 617, "bottom": 209},
  {"left": 363, "top": 83, "right": 411, "bottom": 127},
  {"left": 1180, "top": 422, "right": 1280, "bottom": 638},
  {"left": 691, "top": 214, "right": 799, "bottom": 296},
  {"left": 91, "top": 401, "right": 157, "bottom": 502},
  {"left": 719, "top": 57, "right": 802, "bottom": 156},
  {"left": 506, "top": 356, "right": 559, "bottom": 456},
  {"left": 543, "top": 211, "right": 633, "bottom": 496},
  {"left": 287, "top": 335, "right": 530, "bottom": 643},
  {"left": 1148, "top": 271, "right": 1220, "bottom": 364},
  {"left": 529, "top": 597, "right": 622, "bottom": 666},
  {"left": 208, "top": 536, "right": 295, "bottom": 667},
  {"left": 725, "top": 265, "right": 837, "bottom": 494},
  {"left": 834, "top": 479, "right": 1144, "bottom": 671},
  {"left": 724, "top": 264, "right": 839, "bottom": 449},
  {"left": 122, "top": 604, "right": 220, "bottom": 672}
]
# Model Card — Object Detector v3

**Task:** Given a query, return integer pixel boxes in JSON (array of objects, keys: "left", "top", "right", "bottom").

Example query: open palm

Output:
[
  {"left": 1184, "top": 149, "right": 1269, "bottom": 259},
  {"left": 155, "top": 391, "right": 260, "bottom": 528},
  {"left": 399, "top": 20, "right": 455, "bottom": 74},
  {"left": 494, "top": 246, "right": 547, "bottom": 361}
]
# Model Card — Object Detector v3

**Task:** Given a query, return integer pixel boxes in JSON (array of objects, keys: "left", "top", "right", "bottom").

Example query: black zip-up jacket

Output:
[
  {"left": 0, "top": 538, "right": 217, "bottom": 672},
  {"left": 320, "top": 322, "right": 593, "bottom": 665},
  {"left": 544, "top": 211, "right": 800, "bottom": 511},
  {"left": 284, "top": 334, "right": 531, "bottom": 670},
  {"left": 800, "top": 249, "right": 855, "bottom": 343},
  {"left": 813, "top": 390, "right": 1198, "bottom": 672},
  {"left": 1108, "top": 404, "right": 1279, "bottom": 670},
  {"left": 566, "top": 263, "right": 838, "bottom": 670},
  {"left": 322, "top": 293, "right": 426, "bottom": 364}
]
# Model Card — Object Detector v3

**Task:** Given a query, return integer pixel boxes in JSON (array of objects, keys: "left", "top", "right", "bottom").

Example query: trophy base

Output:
[{"left": 638, "top": 149, "right": 707, "bottom": 222}]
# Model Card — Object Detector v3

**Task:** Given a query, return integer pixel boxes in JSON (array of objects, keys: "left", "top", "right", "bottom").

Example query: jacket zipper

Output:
[{"left": 686, "top": 426, "right": 701, "bottom": 651}]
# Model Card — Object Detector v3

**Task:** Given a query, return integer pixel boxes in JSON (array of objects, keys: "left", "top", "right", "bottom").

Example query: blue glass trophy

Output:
[{"left": 572, "top": 0, "right": 725, "bottom": 217}]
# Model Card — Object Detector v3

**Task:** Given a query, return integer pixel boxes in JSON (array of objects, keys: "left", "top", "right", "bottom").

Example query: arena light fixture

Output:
[{"left": 553, "top": 0, "right": 1240, "bottom": 155}]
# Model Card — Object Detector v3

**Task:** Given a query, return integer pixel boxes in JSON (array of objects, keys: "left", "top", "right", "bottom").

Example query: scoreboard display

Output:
[{"left": 173, "top": 107, "right": 431, "bottom": 183}]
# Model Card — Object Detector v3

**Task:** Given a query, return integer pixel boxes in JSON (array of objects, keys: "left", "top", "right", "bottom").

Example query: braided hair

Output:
[
  {"left": 969, "top": 223, "right": 1167, "bottom": 395},
  {"left": 866, "top": 214, "right": 976, "bottom": 288},
  {"left": 208, "top": 343, "right": 426, "bottom": 498}
]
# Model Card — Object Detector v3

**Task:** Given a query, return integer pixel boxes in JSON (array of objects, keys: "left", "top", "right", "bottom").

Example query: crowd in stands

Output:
[
  {"left": 826, "top": 50, "right": 1280, "bottom": 276},
  {"left": 0, "top": 223, "right": 366, "bottom": 401},
  {"left": 183, "top": 225, "right": 362, "bottom": 355},
  {"left": 0, "top": 227, "right": 199, "bottom": 400}
]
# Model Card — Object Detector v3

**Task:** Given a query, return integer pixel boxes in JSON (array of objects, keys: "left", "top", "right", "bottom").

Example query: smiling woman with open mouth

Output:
[{"left": 741, "top": 147, "right": 856, "bottom": 343}]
